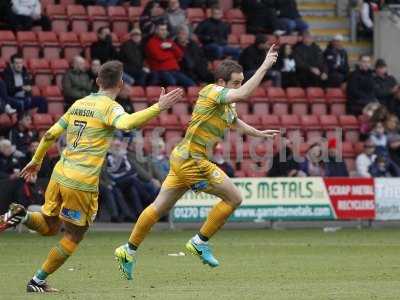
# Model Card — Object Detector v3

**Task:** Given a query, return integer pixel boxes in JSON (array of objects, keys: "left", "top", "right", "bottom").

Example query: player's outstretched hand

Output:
[
  {"left": 158, "top": 87, "right": 184, "bottom": 111},
  {"left": 259, "top": 129, "right": 280, "bottom": 139},
  {"left": 263, "top": 44, "right": 278, "bottom": 69},
  {"left": 20, "top": 161, "right": 41, "bottom": 182}
]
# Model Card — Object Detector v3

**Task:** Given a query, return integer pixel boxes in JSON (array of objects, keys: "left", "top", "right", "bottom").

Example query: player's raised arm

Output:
[
  {"left": 113, "top": 87, "right": 183, "bottom": 131},
  {"left": 235, "top": 118, "right": 280, "bottom": 139},
  {"left": 20, "top": 119, "right": 67, "bottom": 181},
  {"left": 224, "top": 44, "right": 278, "bottom": 103}
]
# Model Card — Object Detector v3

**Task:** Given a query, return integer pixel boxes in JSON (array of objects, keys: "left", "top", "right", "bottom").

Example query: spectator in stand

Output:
[
  {"left": 299, "top": 142, "right": 326, "bottom": 176},
  {"left": 3, "top": 54, "right": 47, "bottom": 113},
  {"left": 386, "top": 114, "right": 400, "bottom": 167},
  {"left": 90, "top": 27, "right": 118, "bottom": 64},
  {"left": 8, "top": 112, "right": 37, "bottom": 155},
  {"left": 293, "top": 32, "right": 327, "bottom": 88},
  {"left": 0, "top": 139, "right": 25, "bottom": 212},
  {"left": 369, "top": 121, "right": 388, "bottom": 156},
  {"left": 323, "top": 34, "right": 349, "bottom": 87},
  {"left": 62, "top": 56, "right": 93, "bottom": 108},
  {"left": 119, "top": 28, "right": 149, "bottom": 86},
  {"left": 239, "top": 34, "right": 280, "bottom": 86},
  {"left": 212, "top": 143, "right": 235, "bottom": 177},
  {"left": 360, "top": 0, "right": 380, "bottom": 38},
  {"left": 347, "top": 55, "right": 377, "bottom": 115},
  {"left": 356, "top": 138, "right": 377, "bottom": 177},
  {"left": 175, "top": 26, "right": 214, "bottom": 83},
  {"left": 195, "top": 5, "right": 241, "bottom": 60},
  {"left": 275, "top": 0, "right": 309, "bottom": 34},
  {"left": 369, "top": 155, "right": 400, "bottom": 177},
  {"left": 146, "top": 22, "right": 195, "bottom": 87},
  {"left": 276, "top": 44, "right": 298, "bottom": 88},
  {"left": 241, "top": 0, "right": 284, "bottom": 35},
  {"left": 166, "top": 0, "right": 189, "bottom": 38},
  {"left": 0, "top": 79, "right": 17, "bottom": 114},
  {"left": 96, "top": 0, "right": 121, "bottom": 6},
  {"left": 88, "top": 59, "right": 101, "bottom": 91},
  {"left": 140, "top": 1, "right": 166, "bottom": 40},
  {"left": 8, "top": 0, "right": 51, "bottom": 31},
  {"left": 373, "top": 58, "right": 398, "bottom": 108},
  {"left": 268, "top": 137, "right": 304, "bottom": 177},
  {"left": 324, "top": 138, "right": 349, "bottom": 177},
  {"left": 149, "top": 138, "right": 170, "bottom": 182},
  {"left": 359, "top": 102, "right": 381, "bottom": 140}
]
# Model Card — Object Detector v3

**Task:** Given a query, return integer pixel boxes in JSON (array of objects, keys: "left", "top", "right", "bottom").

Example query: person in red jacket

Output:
[{"left": 146, "top": 23, "right": 195, "bottom": 87}]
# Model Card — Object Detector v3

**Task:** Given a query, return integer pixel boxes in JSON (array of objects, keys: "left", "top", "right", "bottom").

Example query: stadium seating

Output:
[
  {"left": 87, "top": 6, "right": 109, "bottom": 32},
  {"left": 0, "top": 31, "right": 18, "bottom": 61}
]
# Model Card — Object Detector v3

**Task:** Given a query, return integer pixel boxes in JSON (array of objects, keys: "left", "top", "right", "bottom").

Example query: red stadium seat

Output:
[
  {"left": 342, "top": 142, "right": 355, "bottom": 158},
  {"left": 187, "top": 8, "right": 204, "bottom": 22},
  {"left": 179, "top": 114, "right": 192, "bottom": 127},
  {"left": 128, "top": 7, "right": 143, "bottom": 22},
  {"left": 228, "top": 34, "right": 239, "bottom": 47},
  {"left": 225, "top": 9, "right": 245, "bottom": 24},
  {"left": 235, "top": 102, "right": 249, "bottom": 116},
  {"left": 17, "top": 31, "right": 40, "bottom": 59},
  {"left": 320, "top": 115, "right": 339, "bottom": 129},
  {"left": 41, "top": 85, "right": 65, "bottom": 115},
  {"left": 159, "top": 114, "right": 180, "bottom": 128},
  {"left": 130, "top": 86, "right": 146, "bottom": 101},
  {"left": 146, "top": 86, "right": 162, "bottom": 102},
  {"left": 31, "top": 85, "right": 41, "bottom": 96},
  {"left": 32, "top": 113, "right": 54, "bottom": 130},
  {"left": 326, "top": 88, "right": 347, "bottom": 116},
  {"left": 0, "top": 58, "right": 6, "bottom": 72},
  {"left": 231, "top": 24, "right": 246, "bottom": 35},
  {"left": 0, "top": 114, "right": 13, "bottom": 128},
  {"left": 29, "top": 58, "right": 52, "bottom": 87},
  {"left": 242, "top": 114, "right": 261, "bottom": 126},
  {"left": 345, "top": 158, "right": 356, "bottom": 172},
  {"left": 268, "top": 87, "right": 288, "bottom": 115},
  {"left": 172, "top": 102, "right": 189, "bottom": 115},
  {"left": 339, "top": 115, "right": 360, "bottom": 143},
  {"left": 50, "top": 59, "right": 69, "bottom": 88},
  {"left": 280, "top": 114, "right": 300, "bottom": 128},
  {"left": 261, "top": 115, "right": 280, "bottom": 128},
  {"left": 0, "top": 31, "right": 18, "bottom": 61},
  {"left": 37, "top": 32, "right": 61, "bottom": 59},
  {"left": 306, "top": 87, "right": 327, "bottom": 115},
  {"left": 253, "top": 103, "right": 269, "bottom": 116},
  {"left": 250, "top": 87, "right": 267, "bottom": 102},
  {"left": 300, "top": 115, "right": 322, "bottom": 140},
  {"left": 87, "top": 6, "right": 109, "bottom": 32},
  {"left": 239, "top": 34, "right": 255, "bottom": 47},
  {"left": 59, "top": 32, "right": 82, "bottom": 61},
  {"left": 46, "top": 5, "right": 69, "bottom": 33},
  {"left": 67, "top": 5, "right": 89, "bottom": 33},
  {"left": 354, "top": 142, "right": 364, "bottom": 154},
  {"left": 286, "top": 87, "right": 308, "bottom": 115},
  {"left": 108, "top": 6, "right": 129, "bottom": 35},
  {"left": 132, "top": 102, "right": 148, "bottom": 112},
  {"left": 79, "top": 32, "right": 97, "bottom": 59}
]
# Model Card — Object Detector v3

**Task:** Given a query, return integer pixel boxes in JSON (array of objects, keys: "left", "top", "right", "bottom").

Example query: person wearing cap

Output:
[
  {"left": 373, "top": 58, "right": 398, "bottom": 108},
  {"left": 347, "top": 54, "right": 377, "bottom": 115},
  {"left": 293, "top": 31, "right": 327, "bottom": 87},
  {"left": 239, "top": 34, "right": 281, "bottom": 85},
  {"left": 119, "top": 28, "right": 149, "bottom": 86},
  {"left": 355, "top": 138, "right": 377, "bottom": 177},
  {"left": 324, "top": 138, "right": 349, "bottom": 177},
  {"left": 323, "top": 34, "right": 349, "bottom": 87}
]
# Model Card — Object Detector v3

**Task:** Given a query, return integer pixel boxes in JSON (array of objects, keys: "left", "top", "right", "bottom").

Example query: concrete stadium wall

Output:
[{"left": 374, "top": 10, "right": 400, "bottom": 82}]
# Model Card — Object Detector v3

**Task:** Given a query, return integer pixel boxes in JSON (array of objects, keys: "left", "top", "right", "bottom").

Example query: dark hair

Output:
[
  {"left": 142, "top": 0, "right": 160, "bottom": 16},
  {"left": 97, "top": 60, "right": 123, "bottom": 89},
  {"left": 97, "top": 26, "right": 109, "bottom": 35},
  {"left": 255, "top": 34, "right": 267, "bottom": 46},
  {"left": 10, "top": 54, "right": 23, "bottom": 63},
  {"left": 214, "top": 60, "right": 243, "bottom": 82},
  {"left": 17, "top": 112, "right": 30, "bottom": 122}
]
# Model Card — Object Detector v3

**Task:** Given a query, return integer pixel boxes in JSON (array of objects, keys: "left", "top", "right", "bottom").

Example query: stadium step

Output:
[
  {"left": 303, "top": 16, "right": 349, "bottom": 29},
  {"left": 310, "top": 28, "right": 351, "bottom": 41},
  {"left": 298, "top": 2, "right": 336, "bottom": 17}
]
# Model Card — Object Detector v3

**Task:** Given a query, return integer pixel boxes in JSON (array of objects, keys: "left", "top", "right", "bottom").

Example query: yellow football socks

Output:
[
  {"left": 128, "top": 204, "right": 160, "bottom": 248},
  {"left": 25, "top": 212, "right": 50, "bottom": 235},
  {"left": 200, "top": 201, "right": 235, "bottom": 239},
  {"left": 41, "top": 237, "right": 78, "bottom": 275}
]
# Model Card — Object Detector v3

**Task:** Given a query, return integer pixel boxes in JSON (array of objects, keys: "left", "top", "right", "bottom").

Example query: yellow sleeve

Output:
[
  {"left": 209, "top": 85, "right": 229, "bottom": 105},
  {"left": 113, "top": 103, "right": 161, "bottom": 131},
  {"left": 31, "top": 122, "right": 66, "bottom": 164}
]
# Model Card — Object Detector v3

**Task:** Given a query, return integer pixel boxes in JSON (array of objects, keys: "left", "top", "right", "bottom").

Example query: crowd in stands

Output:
[{"left": 1, "top": 0, "right": 400, "bottom": 222}]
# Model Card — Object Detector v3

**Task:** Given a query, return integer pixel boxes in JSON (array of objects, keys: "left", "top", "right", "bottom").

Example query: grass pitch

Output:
[{"left": 1, "top": 228, "right": 400, "bottom": 300}]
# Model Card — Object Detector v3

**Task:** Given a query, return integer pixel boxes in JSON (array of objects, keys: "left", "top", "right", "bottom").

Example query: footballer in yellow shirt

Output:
[
  {"left": 0, "top": 60, "right": 183, "bottom": 292},
  {"left": 115, "top": 46, "right": 280, "bottom": 280}
]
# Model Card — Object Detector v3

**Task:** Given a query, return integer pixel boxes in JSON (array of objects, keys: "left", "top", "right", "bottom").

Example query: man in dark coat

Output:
[
  {"left": 347, "top": 55, "right": 377, "bottom": 115},
  {"left": 90, "top": 26, "right": 118, "bottom": 64},
  {"left": 373, "top": 58, "right": 398, "bottom": 108},
  {"left": 323, "top": 35, "right": 349, "bottom": 87},
  {"left": 275, "top": 0, "right": 309, "bottom": 34},
  {"left": 293, "top": 32, "right": 327, "bottom": 87}
]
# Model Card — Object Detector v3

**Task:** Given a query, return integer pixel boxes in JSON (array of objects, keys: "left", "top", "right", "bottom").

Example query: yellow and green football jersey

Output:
[
  {"left": 51, "top": 93, "right": 125, "bottom": 192},
  {"left": 175, "top": 84, "right": 237, "bottom": 158}
]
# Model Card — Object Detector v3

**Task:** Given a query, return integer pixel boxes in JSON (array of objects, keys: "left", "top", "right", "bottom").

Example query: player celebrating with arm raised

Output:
[
  {"left": 115, "top": 45, "right": 279, "bottom": 280},
  {"left": 0, "top": 61, "right": 183, "bottom": 293}
]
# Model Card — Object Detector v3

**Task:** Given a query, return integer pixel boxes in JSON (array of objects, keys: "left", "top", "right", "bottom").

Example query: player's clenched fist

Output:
[{"left": 158, "top": 87, "right": 184, "bottom": 111}]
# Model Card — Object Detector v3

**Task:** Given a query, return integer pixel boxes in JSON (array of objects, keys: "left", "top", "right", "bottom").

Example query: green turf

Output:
[{"left": 1, "top": 228, "right": 400, "bottom": 299}]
